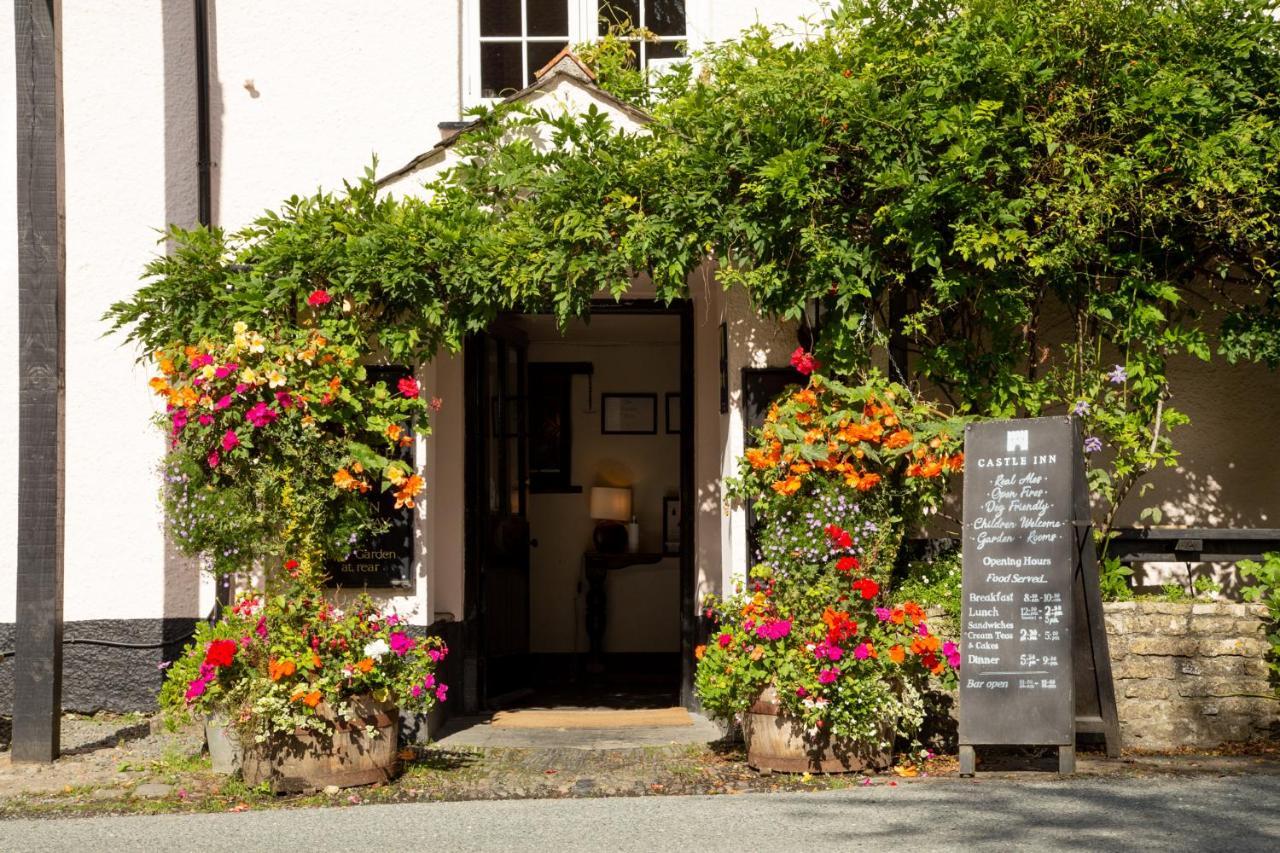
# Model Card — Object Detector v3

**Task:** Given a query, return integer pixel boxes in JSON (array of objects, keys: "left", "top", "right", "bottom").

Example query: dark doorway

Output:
[{"left": 464, "top": 301, "right": 695, "bottom": 711}]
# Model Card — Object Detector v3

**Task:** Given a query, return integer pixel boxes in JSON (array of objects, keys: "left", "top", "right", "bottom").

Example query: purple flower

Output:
[
  {"left": 1084, "top": 436, "right": 1104, "bottom": 454},
  {"left": 874, "top": 607, "right": 891, "bottom": 622},
  {"left": 1107, "top": 364, "right": 1128, "bottom": 384},
  {"left": 1072, "top": 400, "right": 1090, "bottom": 416}
]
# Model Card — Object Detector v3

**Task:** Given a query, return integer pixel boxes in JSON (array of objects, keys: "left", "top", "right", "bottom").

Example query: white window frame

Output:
[
  {"left": 595, "top": 0, "right": 688, "bottom": 70},
  {"left": 461, "top": 1, "right": 690, "bottom": 108}
]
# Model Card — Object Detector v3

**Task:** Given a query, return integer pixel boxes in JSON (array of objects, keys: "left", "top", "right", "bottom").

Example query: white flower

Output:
[{"left": 363, "top": 639, "right": 390, "bottom": 661}]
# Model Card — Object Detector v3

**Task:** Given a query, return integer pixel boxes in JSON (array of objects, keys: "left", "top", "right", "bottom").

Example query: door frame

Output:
[{"left": 463, "top": 299, "right": 698, "bottom": 710}]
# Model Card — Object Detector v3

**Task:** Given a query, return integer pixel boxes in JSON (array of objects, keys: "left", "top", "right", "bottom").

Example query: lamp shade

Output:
[{"left": 589, "top": 486, "right": 632, "bottom": 522}]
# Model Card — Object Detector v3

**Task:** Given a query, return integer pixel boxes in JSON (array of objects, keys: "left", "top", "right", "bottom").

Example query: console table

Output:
[{"left": 582, "top": 551, "right": 665, "bottom": 673}]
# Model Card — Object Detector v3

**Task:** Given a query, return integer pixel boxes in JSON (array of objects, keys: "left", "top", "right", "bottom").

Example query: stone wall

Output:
[{"left": 1104, "top": 601, "right": 1277, "bottom": 749}]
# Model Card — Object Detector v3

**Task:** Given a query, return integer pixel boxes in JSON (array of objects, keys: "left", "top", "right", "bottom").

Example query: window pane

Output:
[
  {"left": 646, "top": 0, "right": 685, "bottom": 36},
  {"left": 647, "top": 40, "right": 684, "bottom": 62},
  {"left": 481, "top": 41, "right": 524, "bottom": 98},
  {"left": 527, "top": 41, "right": 564, "bottom": 81},
  {"left": 480, "top": 0, "right": 521, "bottom": 37},
  {"left": 527, "top": 0, "right": 568, "bottom": 37},
  {"left": 599, "top": 0, "right": 640, "bottom": 34}
]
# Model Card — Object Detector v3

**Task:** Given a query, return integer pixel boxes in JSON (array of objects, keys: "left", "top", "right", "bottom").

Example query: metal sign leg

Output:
[
  {"left": 959, "top": 745, "right": 976, "bottom": 777},
  {"left": 1058, "top": 745, "right": 1075, "bottom": 775}
]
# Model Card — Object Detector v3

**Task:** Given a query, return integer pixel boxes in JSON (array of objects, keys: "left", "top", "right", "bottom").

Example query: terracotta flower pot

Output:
[
  {"left": 240, "top": 694, "right": 401, "bottom": 793},
  {"left": 743, "top": 686, "right": 892, "bottom": 774}
]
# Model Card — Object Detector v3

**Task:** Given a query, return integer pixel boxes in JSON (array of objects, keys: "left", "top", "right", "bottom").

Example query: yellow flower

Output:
[
  {"left": 385, "top": 465, "right": 407, "bottom": 486},
  {"left": 233, "top": 321, "right": 248, "bottom": 335},
  {"left": 266, "top": 369, "right": 287, "bottom": 388},
  {"left": 239, "top": 367, "right": 258, "bottom": 386}
]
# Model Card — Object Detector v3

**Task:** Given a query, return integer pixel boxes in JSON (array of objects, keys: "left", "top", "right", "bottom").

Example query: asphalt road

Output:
[{"left": 3, "top": 775, "right": 1278, "bottom": 852}]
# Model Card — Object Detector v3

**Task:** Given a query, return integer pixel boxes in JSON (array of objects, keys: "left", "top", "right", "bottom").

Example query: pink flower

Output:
[
  {"left": 435, "top": 684, "right": 448, "bottom": 702},
  {"left": 817, "top": 668, "right": 840, "bottom": 685},
  {"left": 918, "top": 622, "right": 930, "bottom": 637},
  {"left": 389, "top": 631, "right": 415, "bottom": 656},
  {"left": 215, "top": 363, "right": 238, "bottom": 379},
  {"left": 198, "top": 413, "right": 213, "bottom": 426},
  {"left": 755, "top": 619, "right": 792, "bottom": 641},
  {"left": 874, "top": 607, "right": 891, "bottom": 621},
  {"left": 422, "top": 674, "right": 436, "bottom": 690},
  {"left": 245, "top": 402, "right": 278, "bottom": 428},
  {"left": 207, "top": 451, "right": 220, "bottom": 468},
  {"left": 184, "top": 678, "right": 209, "bottom": 701},
  {"left": 398, "top": 376, "right": 420, "bottom": 399},
  {"left": 221, "top": 429, "right": 239, "bottom": 451},
  {"left": 255, "top": 617, "right": 267, "bottom": 639},
  {"left": 429, "top": 396, "right": 443, "bottom": 412},
  {"left": 274, "top": 390, "right": 294, "bottom": 409},
  {"left": 795, "top": 686, "right": 807, "bottom": 698},
  {"left": 214, "top": 395, "right": 232, "bottom": 410},
  {"left": 854, "top": 643, "right": 871, "bottom": 660},
  {"left": 789, "top": 346, "right": 820, "bottom": 376},
  {"left": 234, "top": 383, "right": 249, "bottom": 394},
  {"left": 814, "top": 640, "right": 842, "bottom": 661},
  {"left": 943, "top": 641, "right": 961, "bottom": 669},
  {"left": 717, "top": 633, "right": 732, "bottom": 648},
  {"left": 172, "top": 409, "right": 189, "bottom": 432},
  {"left": 307, "top": 289, "right": 332, "bottom": 307},
  {"left": 410, "top": 684, "right": 422, "bottom": 698},
  {"left": 427, "top": 648, "right": 444, "bottom": 663},
  {"left": 190, "top": 352, "right": 213, "bottom": 370}
]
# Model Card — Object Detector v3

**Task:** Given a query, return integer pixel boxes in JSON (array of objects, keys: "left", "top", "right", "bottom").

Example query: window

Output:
[
  {"left": 598, "top": 1, "right": 686, "bottom": 69},
  {"left": 464, "top": 1, "right": 689, "bottom": 105},
  {"left": 477, "top": 0, "right": 573, "bottom": 98}
]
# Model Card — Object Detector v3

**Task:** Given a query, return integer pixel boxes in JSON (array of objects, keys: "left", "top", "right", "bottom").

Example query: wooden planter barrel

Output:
[
  {"left": 240, "top": 695, "right": 401, "bottom": 793},
  {"left": 743, "top": 686, "right": 892, "bottom": 774}
]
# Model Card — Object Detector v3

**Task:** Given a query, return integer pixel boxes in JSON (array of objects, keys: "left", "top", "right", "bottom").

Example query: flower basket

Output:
[
  {"left": 743, "top": 686, "right": 892, "bottom": 774},
  {"left": 240, "top": 694, "right": 401, "bottom": 794}
]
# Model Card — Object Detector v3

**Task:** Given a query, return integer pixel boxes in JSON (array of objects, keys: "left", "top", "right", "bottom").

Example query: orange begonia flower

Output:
[
  {"left": 771, "top": 475, "right": 802, "bottom": 496},
  {"left": 394, "top": 474, "right": 425, "bottom": 510},
  {"left": 889, "top": 645, "right": 905, "bottom": 664},
  {"left": 269, "top": 658, "right": 296, "bottom": 681},
  {"left": 694, "top": 644, "right": 707, "bottom": 660},
  {"left": 856, "top": 473, "right": 881, "bottom": 491},
  {"left": 356, "top": 658, "right": 374, "bottom": 673},
  {"left": 884, "top": 429, "right": 913, "bottom": 450},
  {"left": 333, "top": 468, "right": 358, "bottom": 491},
  {"left": 304, "top": 691, "right": 322, "bottom": 707}
]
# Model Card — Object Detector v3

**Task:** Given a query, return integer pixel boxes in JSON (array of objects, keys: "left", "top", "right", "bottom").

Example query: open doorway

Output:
[{"left": 464, "top": 302, "right": 695, "bottom": 713}]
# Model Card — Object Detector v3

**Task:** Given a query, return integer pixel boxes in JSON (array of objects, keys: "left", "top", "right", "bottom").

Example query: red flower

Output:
[
  {"left": 307, "top": 289, "right": 332, "bottom": 307},
  {"left": 203, "top": 639, "right": 237, "bottom": 668},
  {"left": 852, "top": 578, "right": 880, "bottom": 600},
  {"left": 789, "top": 347, "right": 820, "bottom": 376},
  {"left": 835, "top": 556, "right": 860, "bottom": 573},
  {"left": 825, "top": 524, "right": 853, "bottom": 550},
  {"left": 398, "top": 376, "right": 420, "bottom": 399},
  {"left": 718, "top": 633, "right": 732, "bottom": 648}
]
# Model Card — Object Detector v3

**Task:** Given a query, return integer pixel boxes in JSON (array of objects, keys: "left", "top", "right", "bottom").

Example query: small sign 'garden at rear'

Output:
[{"left": 960, "top": 417, "right": 1077, "bottom": 746}]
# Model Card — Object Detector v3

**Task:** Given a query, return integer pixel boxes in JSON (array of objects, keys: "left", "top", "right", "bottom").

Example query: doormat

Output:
[{"left": 489, "top": 707, "right": 694, "bottom": 729}]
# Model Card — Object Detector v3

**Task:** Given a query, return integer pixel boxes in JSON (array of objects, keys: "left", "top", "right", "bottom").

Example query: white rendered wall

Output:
[{"left": 58, "top": 2, "right": 175, "bottom": 621}]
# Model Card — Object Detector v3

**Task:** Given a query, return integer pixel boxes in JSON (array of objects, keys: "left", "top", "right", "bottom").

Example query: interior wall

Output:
[{"left": 524, "top": 316, "right": 682, "bottom": 654}]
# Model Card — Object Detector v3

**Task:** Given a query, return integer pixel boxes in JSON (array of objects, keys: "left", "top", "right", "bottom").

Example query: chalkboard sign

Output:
[
  {"left": 324, "top": 366, "right": 414, "bottom": 590},
  {"left": 960, "top": 418, "right": 1079, "bottom": 754}
]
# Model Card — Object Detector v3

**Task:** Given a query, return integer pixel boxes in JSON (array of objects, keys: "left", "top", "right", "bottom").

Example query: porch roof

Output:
[{"left": 376, "top": 51, "right": 651, "bottom": 191}]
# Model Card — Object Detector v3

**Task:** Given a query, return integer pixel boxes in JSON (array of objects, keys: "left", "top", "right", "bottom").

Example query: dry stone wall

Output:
[{"left": 1105, "top": 601, "right": 1277, "bottom": 749}]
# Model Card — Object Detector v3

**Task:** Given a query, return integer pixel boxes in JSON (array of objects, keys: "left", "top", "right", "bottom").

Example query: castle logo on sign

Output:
[{"left": 1006, "top": 430, "right": 1029, "bottom": 453}]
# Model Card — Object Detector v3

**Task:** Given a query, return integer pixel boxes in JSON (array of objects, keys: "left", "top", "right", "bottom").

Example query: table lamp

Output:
[{"left": 590, "top": 486, "right": 632, "bottom": 553}]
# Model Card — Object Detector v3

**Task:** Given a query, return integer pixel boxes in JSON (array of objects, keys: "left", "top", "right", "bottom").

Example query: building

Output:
[{"left": 2, "top": 1, "right": 1279, "bottom": 720}]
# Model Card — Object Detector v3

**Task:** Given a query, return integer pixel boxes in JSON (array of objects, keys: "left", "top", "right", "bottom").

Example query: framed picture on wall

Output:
[
  {"left": 665, "top": 392, "right": 681, "bottom": 434},
  {"left": 662, "top": 496, "right": 681, "bottom": 556},
  {"left": 601, "top": 393, "right": 658, "bottom": 435}
]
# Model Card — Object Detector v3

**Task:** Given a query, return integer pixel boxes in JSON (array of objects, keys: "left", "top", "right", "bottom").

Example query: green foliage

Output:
[
  {"left": 1240, "top": 552, "right": 1280, "bottom": 685},
  {"left": 1098, "top": 557, "right": 1135, "bottom": 602},
  {"left": 897, "top": 549, "right": 964, "bottom": 619}
]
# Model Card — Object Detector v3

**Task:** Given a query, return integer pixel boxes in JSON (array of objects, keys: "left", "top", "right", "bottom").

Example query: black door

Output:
[{"left": 465, "top": 328, "right": 531, "bottom": 706}]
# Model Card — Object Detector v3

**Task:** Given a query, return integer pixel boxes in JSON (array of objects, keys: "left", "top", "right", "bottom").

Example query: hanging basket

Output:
[
  {"left": 240, "top": 694, "right": 401, "bottom": 794},
  {"left": 743, "top": 686, "right": 893, "bottom": 774}
]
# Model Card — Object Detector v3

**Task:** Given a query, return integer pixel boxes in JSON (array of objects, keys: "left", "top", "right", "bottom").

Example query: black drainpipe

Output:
[
  {"left": 194, "top": 0, "right": 212, "bottom": 227},
  {"left": 194, "top": 0, "right": 229, "bottom": 615}
]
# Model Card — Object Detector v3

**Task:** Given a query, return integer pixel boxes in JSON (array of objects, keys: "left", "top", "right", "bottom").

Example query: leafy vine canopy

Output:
[{"left": 110, "top": 0, "right": 1280, "bottom": 537}]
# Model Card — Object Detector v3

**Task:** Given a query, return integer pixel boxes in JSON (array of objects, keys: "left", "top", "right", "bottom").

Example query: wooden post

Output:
[{"left": 12, "top": 0, "right": 65, "bottom": 764}]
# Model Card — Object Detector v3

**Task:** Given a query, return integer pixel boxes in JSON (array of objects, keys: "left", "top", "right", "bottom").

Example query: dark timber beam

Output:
[{"left": 12, "top": 0, "right": 64, "bottom": 763}]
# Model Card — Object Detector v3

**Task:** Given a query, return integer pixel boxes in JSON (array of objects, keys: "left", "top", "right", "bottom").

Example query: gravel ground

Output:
[{"left": 1, "top": 712, "right": 1278, "bottom": 821}]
